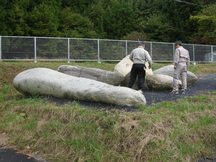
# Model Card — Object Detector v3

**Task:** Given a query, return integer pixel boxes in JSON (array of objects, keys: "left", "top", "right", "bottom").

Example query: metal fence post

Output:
[
  {"left": 211, "top": 45, "right": 213, "bottom": 62},
  {"left": 125, "top": 40, "right": 128, "bottom": 56},
  {"left": 173, "top": 43, "right": 175, "bottom": 60},
  {"left": 150, "top": 42, "right": 153, "bottom": 59},
  {"left": 0, "top": 36, "right": 2, "bottom": 61},
  {"left": 67, "top": 38, "right": 70, "bottom": 63},
  {"left": 34, "top": 37, "right": 37, "bottom": 63},
  {"left": 193, "top": 44, "right": 195, "bottom": 63},
  {"left": 97, "top": 39, "right": 101, "bottom": 63}
]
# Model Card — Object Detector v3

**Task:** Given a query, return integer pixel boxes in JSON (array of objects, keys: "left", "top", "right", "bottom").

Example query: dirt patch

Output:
[{"left": 0, "top": 133, "right": 8, "bottom": 146}]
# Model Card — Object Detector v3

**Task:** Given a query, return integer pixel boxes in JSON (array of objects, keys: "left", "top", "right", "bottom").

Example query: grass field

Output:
[{"left": 0, "top": 61, "right": 216, "bottom": 162}]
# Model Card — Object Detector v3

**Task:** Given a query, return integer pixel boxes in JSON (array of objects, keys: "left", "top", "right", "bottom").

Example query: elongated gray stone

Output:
[
  {"left": 146, "top": 74, "right": 181, "bottom": 90},
  {"left": 13, "top": 68, "right": 146, "bottom": 106},
  {"left": 154, "top": 65, "right": 198, "bottom": 85},
  {"left": 58, "top": 65, "right": 124, "bottom": 86}
]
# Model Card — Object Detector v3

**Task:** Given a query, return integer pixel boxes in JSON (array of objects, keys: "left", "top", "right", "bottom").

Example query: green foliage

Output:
[
  {"left": 122, "top": 31, "right": 148, "bottom": 41},
  {"left": 103, "top": 1, "right": 138, "bottom": 39},
  {"left": 0, "top": 0, "right": 215, "bottom": 45},
  {"left": 27, "top": 1, "right": 60, "bottom": 36},
  {"left": 141, "top": 14, "right": 174, "bottom": 42},
  {"left": 0, "top": 0, "right": 29, "bottom": 35},
  {"left": 59, "top": 8, "right": 98, "bottom": 38},
  {"left": 0, "top": 84, "right": 11, "bottom": 102},
  {"left": 190, "top": 3, "right": 216, "bottom": 44},
  {"left": 87, "top": 2, "right": 106, "bottom": 37}
]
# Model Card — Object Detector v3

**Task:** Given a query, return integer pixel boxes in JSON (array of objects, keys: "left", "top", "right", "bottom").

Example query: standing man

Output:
[
  {"left": 171, "top": 40, "right": 190, "bottom": 95},
  {"left": 128, "top": 42, "right": 152, "bottom": 91}
]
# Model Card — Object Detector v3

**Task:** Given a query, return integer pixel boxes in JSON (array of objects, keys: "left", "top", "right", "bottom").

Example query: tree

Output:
[
  {"left": 0, "top": 0, "right": 214, "bottom": 44},
  {"left": 0, "top": 0, "right": 10, "bottom": 35},
  {"left": 27, "top": 1, "right": 60, "bottom": 36},
  {"left": 61, "top": 0, "right": 94, "bottom": 13},
  {"left": 0, "top": 0, "right": 30, "bottom": 35},
  {"left": 157, "top": 0, "right": 202, "bottom": 42},
  {"left": 190, "top": 3, "right": 216, "bottom": 44},
  {"left": 140, "top": 13, "right": 175, "bottom": 42},
  {"left": 59, "top": 7, "right": 98, "bottom": 38},
  {"left": 86, "top": 2, "right": 106, "bottom": 38},
  {"left": 103, "top": 1, "right": 138, "bottom": 39}
]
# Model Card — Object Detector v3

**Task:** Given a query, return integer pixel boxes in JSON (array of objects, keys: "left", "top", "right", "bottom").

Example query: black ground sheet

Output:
[{"left": 144, "top": 74, "right": 216, "bottom": 105}]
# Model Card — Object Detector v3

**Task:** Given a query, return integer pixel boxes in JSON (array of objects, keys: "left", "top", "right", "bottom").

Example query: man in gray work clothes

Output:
[
  {"left": 128, "top": 42, "right": 152, "bottom": 91},
  {"left": 171, "top": 40, "right": 190, "bottom": 95}
]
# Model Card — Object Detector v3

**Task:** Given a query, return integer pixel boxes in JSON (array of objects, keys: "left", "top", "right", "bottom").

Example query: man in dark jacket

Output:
[{"left": 128, "top": 42, "right": 152, "bottom": 91}]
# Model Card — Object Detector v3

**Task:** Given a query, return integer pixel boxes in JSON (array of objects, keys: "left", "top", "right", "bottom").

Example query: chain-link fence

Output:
[{"left": 0, "top": 36, "right": 215, "bottom": 63}]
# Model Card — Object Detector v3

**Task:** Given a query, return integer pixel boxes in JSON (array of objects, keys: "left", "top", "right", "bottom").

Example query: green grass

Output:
[{"left": 0, "top": 61, "right": 216, "bottom": 162}]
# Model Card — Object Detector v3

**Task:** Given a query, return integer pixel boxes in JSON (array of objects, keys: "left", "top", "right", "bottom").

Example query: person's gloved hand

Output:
[
  {"left": 148, "top": 64, "right": 152, "bottom": 69},
  {"left": 174, "top": 63, "right": 177, "bottom": 69}
]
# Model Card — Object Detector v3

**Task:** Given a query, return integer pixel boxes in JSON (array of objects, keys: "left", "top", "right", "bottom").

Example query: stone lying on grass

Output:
[
  {"left": 146, "top": 74, "right": 181, "bottom": 90},
  {"left": 124, "top": 74, "right": 181, "bottom": 90},
  {"left": 58, "top": 65, "right": 124, "bottom": 86},
  {"left": 154, "top": 65, "right": 198, "bottom": 85},
  {"left": 121, "top": 73, "right": 181, "bottom": 90},
  {"left": 13, "top": 68, "right": 146, "bottom": 106}
]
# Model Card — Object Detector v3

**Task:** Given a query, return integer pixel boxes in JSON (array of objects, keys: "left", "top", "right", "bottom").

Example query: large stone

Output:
[
  {"left": 114, "top": 56, "right": 133, "bottom": 77},
  {"left": 124, "top": 74, "right": 182, "bottom": 91},
  {"left": 154, "top": 64, "right": 198, "bottom": 85},
  {"left": 146, "top": 74, "right": 180, "bottom": 90},
  {"left": 58, "top": 65, "right": 124, "bottom": 86},
  {"left": 13, "top": 68, "right": 146, "bottom": 106},
  {"left": 114, "top": 55, "right": 153, "bottom": 87},
  {"left": 114, "top": 55, "right": 153, "bottom": 77}
]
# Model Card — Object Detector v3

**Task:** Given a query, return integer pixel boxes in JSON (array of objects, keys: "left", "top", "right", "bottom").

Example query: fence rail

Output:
[{"left": 0, "top": 36, "right": 216, "bottom": 63}]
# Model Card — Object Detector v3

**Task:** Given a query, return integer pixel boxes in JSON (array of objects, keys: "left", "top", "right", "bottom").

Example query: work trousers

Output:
[
  {"left": 173, "top": 63, "right": 187, "bottom": 91},
  {"left": 128, "top": 63, "right": 146, "bottom": 90}
]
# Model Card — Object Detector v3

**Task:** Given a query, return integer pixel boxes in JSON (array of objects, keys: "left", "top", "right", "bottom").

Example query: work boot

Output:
[
  {"left": 171, "top": 90, "right": 179, "bottom": 95},
  {"left": 180, "top": 89, "right": 186, "bottom": 95}
]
